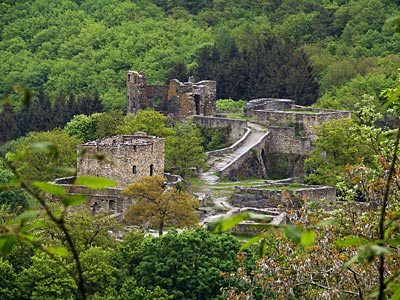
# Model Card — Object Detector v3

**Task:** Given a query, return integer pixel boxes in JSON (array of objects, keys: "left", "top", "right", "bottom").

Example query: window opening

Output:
[{"left": 150, "top": 164, "right": 154, "bottom": 176}]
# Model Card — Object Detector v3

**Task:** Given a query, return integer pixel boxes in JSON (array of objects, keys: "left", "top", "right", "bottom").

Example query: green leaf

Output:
[
  {"left": 33, "top": 181, "right": 66, "bottom": 196},
  {"left": 31, "top": 219, "right": 46, "bottom": 228},
  {"left": 247, "top": 213, "right": 273, "bottom": 223},
  {"left": 47, "top": 246, "right": 69, "bottom": 257},
  {"left": 390, "top": 285, "right": 400, "bottom": 300},
  {"left": 285, "top": 225, "right": 302, "bottom": 244},
  {"left": 212, "top": 212, "right": 250, "bottom": 233},
  {"left": 240, "top": 235, "right": 264, "bottom": 250},
  {"left": 10, "top": 210, "right": 40, "bottom": 225},
  {"left": 9, "top": 177, "right": 22, "bottom": 187},
  {"left": 31, "top": 142, "right": 58, "bottom": 157},
  {"left": 0, "top": 234, "right": 17, "bottom": 255},
  {"left": 300, "top": 230, "right": 315, "bottom": 247},
  {"left": 258, "top": 238, "right": 267, "bottom": 257},
  {"left": 386, "top": 238, "right": 400, "bottom": 247},
  {"left": 62, "top": 194, "right": 87, "bottom": 207},
  {"left": 5, "top": 151, "right": 24, "bottom": 164},
  {"left": 368, "top": 245, "right": 392, "bottom": 256},
  {"left": 317, "top": 218, "right": 338, "bottom": 226},
  {"left": 75, "top": 176, "right": 118, "bottom": 189},
  {"left": 54, "top": 166, "right": 76, "bottom": 174},
  {"left": 19, "top": 232, "right": 36, "bottom": 243},
  {"left": 336, "top": 236, "right": 366, "bottom": 247},
  {"left": 342, "top": 254, "right": 359, "bottom": 269},
  {"left": 368, "top": 290, "right": 379, "bottom": 299}
]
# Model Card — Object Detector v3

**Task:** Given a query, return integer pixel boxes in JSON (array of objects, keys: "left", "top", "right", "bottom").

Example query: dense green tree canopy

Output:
[
  {"left": 1, "top": 0, "right": 399, "bottom": 130},
  {"left": 135, "top": 229, "right": 241, "bottom": 300},
  {"left": 6, "top": 129, "right": 82, "bottom": 182}
]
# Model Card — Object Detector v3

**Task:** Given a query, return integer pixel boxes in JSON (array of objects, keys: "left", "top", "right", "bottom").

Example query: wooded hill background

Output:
[{"left": 1, "top": 0, "right": 399, "bottom": 129}]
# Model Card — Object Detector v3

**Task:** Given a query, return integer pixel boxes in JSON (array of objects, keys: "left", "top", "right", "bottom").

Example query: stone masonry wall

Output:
[
  {"left": 126, "top": 70, "right": 216, "bottom": 121},
  {"left": 55, "top": 184, "right": 130, "bottom": 215},
  {"left": 250, "top": 110, "right": 351, "bottom": 140},
  {"left": 231, "top": 185, "right": 336, "bottom": 208},
  {"left": 193, "top": 116, "right": 248, "bottom": 143},
  {"left": 146, "top": 85, "right": 169, "bottom": 110},
  {"left": 267, "top": 126, "right": 312, "bottom": 154},
  {"left": 244, "top": 98, "right": 293, "bottom": 113},
  {"left": 77, "top": 133, "right": 164, "bottom": 189}
]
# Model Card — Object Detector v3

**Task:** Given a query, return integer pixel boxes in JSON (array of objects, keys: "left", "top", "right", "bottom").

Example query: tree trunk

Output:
[{"left": 159, "top": 222, "right": 164, "bottom": 236}]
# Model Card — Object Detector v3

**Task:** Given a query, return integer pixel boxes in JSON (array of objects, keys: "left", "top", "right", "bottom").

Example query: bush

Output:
[{"left": 216, "top": 99, "right": 246, "bottom": 110}]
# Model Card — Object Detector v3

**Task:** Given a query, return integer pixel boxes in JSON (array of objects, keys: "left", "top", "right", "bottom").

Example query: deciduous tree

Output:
[
  {"left": 123, "top": 175, "right": 199, "bottom": 235},
  {"left": 165, "top": 121, "right": 207, "bottom": 178},
  {"left": 117, "top": 109, "right": 175, "bottom": 137},
  {"left": 135, "top": 229, "right": 241, "bottom": 300}
]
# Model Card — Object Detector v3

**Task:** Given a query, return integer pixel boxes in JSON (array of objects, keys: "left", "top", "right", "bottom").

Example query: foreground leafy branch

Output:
[{"left": 0, "top": 143, "right": 117, "bottom": 300}]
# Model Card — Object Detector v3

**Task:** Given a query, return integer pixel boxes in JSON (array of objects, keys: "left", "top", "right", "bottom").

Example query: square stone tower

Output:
[{"left": 77, "top": 132, "right": 164, "bottom": 188}]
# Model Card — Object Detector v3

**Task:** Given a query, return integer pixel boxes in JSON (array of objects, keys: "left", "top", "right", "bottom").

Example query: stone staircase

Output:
[{"left": 199, "top": 122, "right": 269, "bottom": 184}]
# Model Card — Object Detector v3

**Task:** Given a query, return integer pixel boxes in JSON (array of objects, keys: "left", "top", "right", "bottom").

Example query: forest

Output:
[{"left": 1, "top": 0, "right": 400, "bottom": 299}]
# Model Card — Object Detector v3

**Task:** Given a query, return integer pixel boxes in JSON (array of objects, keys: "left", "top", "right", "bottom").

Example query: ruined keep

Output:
[
  {"left": 77, "top": 132, "right": 164, "bottom": 189},
  {"left": 126, "top": 70, "right": 217, "bottom": 120}
]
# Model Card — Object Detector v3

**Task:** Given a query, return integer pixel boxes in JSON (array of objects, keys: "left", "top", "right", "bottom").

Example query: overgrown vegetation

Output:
[{"left": 198, "top": 125, "right": 231, "bottom": 151}]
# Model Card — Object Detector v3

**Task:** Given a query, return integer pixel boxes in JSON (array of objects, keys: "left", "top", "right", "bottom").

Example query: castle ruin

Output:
[
  {"left": 126, "top": 70, "right": 217, "bottom": 120},
  {"left": 55, "top": 132, "right": 165, "bottom": 215},
  {"left": 77, "top": 132, "right": 164, "bottom": 189},
  {"left": 55, "top": 75, "right": 353, "bottom": 224}
]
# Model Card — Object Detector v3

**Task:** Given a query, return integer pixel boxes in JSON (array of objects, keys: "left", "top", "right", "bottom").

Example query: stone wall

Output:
[
  {"left": 219, "top": 131, "right": 270, "bottom": 180},
  {"left": 126, "top": 70, "right": 216, "bottom": 120},
  {"left": 250, "top": 109, "right": 351, "bottom": 140},
  {"left": 126, "top": 71, "right": 148, "bottom": 114},
  {"left": 267, "top": 126, "right": 312, "bottom": 154},
  {"left": 244, "top": 98, "right": 293, "bottom": 113},
  {"left": 193, "top": 115, "right": 248, "bottom": 142},
  {"left": 146, "top": 85, "right": 169, "bottom": 111},
  {"left": 231, "top": 184, "right": 336, "bottom": 208},
  {"left": 206, "top": 128, "right": 251, "bottom": 157},
  {"left": 54, "top": 183, "right": 130, "bottom": 215},
  {"left": 77, "top": 133, "right": 164, "bottom": 189}
]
